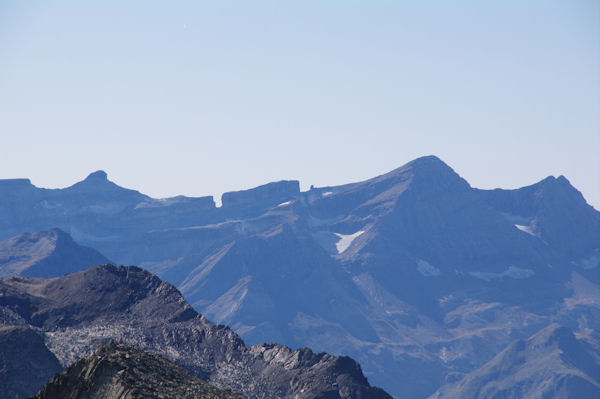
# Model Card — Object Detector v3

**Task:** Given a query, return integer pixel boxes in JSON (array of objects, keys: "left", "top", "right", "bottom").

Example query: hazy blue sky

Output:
[{"left": 1, "top": 1, "right": 599, "bottom": 208}]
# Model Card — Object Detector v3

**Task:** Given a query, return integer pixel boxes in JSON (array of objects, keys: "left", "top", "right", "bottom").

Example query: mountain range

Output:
[{"left": 1, "top": 155, "right": 598, "bottom": 398}]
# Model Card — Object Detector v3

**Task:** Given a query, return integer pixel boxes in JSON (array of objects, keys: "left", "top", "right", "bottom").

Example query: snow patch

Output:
[
  {"left": 468, "top": 266, "right": 535, "bottom": 282},
  {"left": 277, "top": 200, "right": 293, "bottom": 207},
  {"left": 334, "top": 231, "right": 364, "bottom": 253},
  {"left": 322, "top": 191, "right": 333, "bottom": 197},
  {"left": 417, "top": 259, "right": 441, "bottom": 276},
  {"left": 515, "top": 224, "right": 535, "bottom": 236}
]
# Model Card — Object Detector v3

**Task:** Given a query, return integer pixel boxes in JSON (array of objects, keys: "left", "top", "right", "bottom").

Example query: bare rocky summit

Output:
[
  {"left": 32, "top": 341, "right": 244, "bottom": 399},
  {"left": 0, "top": 264, "right": 391, "bottom": 399}
]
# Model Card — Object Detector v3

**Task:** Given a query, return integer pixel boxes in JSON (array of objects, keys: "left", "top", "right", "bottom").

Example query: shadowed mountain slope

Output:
[
  {"left": 0, "top": 228, "right": 110, "bottom": 278},
  {"left": 0, "top": 325, "right": 62, "bottom": 399}
]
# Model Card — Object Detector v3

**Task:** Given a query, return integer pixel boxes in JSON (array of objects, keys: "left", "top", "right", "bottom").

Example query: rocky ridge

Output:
[
  {"left": 0, "top": 264, "right": 391, "bottom": 399},
  {"left": 32, "top": 341, "right": 244, "bottom": 399}
]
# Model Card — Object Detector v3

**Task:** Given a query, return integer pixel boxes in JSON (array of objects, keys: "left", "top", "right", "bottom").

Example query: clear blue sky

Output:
[{"left": 1, "top": 1, "right": 599, "bottom": 208}]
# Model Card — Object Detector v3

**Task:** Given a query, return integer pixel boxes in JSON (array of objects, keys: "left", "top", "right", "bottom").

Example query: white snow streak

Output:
[
  {"left": 515, "top": 224, "right": 535, "bottom": 236},
  {"left": 334, "top": 231, "right": 364, "bottom": 253}
]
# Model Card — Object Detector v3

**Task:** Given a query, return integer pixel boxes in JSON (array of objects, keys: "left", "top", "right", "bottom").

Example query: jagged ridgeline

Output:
[
  {"left": 0, "top": 264, "right": 392, "bottom": 399},
  {"left": 1, "top": 155, "right": 599, "bottom": 398},
  {"left": 32, "top": 341, "right": 244, "bottom": 399}
]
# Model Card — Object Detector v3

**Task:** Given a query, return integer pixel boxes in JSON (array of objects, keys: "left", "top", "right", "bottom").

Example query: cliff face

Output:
[
  {"left": 0, "top": 264, "right": 391, "bottom": 399},
  {"left": 32, "top": 341, "right": 244, "bottom": 399}
]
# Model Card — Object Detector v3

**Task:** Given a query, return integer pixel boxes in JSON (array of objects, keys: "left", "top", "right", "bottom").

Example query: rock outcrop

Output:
[
  {"left": 0, "top": 264, "right": 391, "bottom": 399},
  {"left": 32, "top": 341, "right": 244, "bottom": 399}
]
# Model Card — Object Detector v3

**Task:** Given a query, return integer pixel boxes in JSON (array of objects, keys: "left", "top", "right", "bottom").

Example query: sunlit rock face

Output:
[{"left": 1, "top": 155, "right": 599, "bottom": 398}]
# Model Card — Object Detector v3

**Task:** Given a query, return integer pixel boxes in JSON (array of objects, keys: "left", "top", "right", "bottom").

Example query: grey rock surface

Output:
[
  {"left": 32, "top": 341, "right": 244, "bottom": 399},
  {"left": 0, "top": 264, "right": 391, "bottom": 399}
]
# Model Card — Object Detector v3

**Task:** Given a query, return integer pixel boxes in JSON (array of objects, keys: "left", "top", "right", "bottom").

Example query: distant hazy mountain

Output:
[
  {"left": 0, "top": 264, "right": 391, "bottom": 399},
  {"left": 33, "top": 341, "right": 244, "bottom": 399},
  {"left": 1, "top": 155, "right": 598, "bottom": 397},
  {"left": 429, "top": 324, "right": 600, "bottom": 399},
  {"left": 0, "top": 228, "right": 110, "bottom": 278}
]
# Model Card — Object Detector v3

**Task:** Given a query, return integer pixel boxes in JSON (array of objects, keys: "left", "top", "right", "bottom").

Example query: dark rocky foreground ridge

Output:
[
  {"left": 1, "top": 155, "right": 599, "bottom": 398},
  {"left": 0, "top": 264, "right": 392, "bottom": 399},
  {"left": 32, "top": 341, "right": 244, "bottom": 399}
]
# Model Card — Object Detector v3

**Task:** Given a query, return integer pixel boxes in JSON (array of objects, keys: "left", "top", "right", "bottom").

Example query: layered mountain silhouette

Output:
[
  {"left": 1, "top": 155, "right": 598, "bottom": 397},
  {"left": 0, "top": 264, "right": 391, "bottom": 399},
  {"left": 32, "top": 341, "right": 244, "bottom": 399},
  {"left": 0, "top": 228, "right": 110, "bottom": 278}
]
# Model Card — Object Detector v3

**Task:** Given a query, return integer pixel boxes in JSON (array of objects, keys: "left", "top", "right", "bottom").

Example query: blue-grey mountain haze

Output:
[{"left": 1, "top": 155, "right": 598, "bottom": 398}]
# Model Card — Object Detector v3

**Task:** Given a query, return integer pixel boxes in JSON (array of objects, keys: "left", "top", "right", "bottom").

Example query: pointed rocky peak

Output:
[
  {"left": 64, "top": 171, "right": 147, "bottom": 205},
  {"left": 348, "top": 156, "right": 471, "bottom": 207},
  {"left": 359, "top": 155, "right": 470, "bottom": 194},
  {"left": 68, "top": 170, "right": 117, "bottom": 191},
  {"left": 83, "top": 170, "right": 108, "bottom": 182},
  {"left": 531, "top": 174, "right": 592, "bottom": 208},
  {"left": 407, "top": 154, "right": 451, "bottom": 169},
  {"left": 405, "top": 155, "right": 470, "bottom": 188}
]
